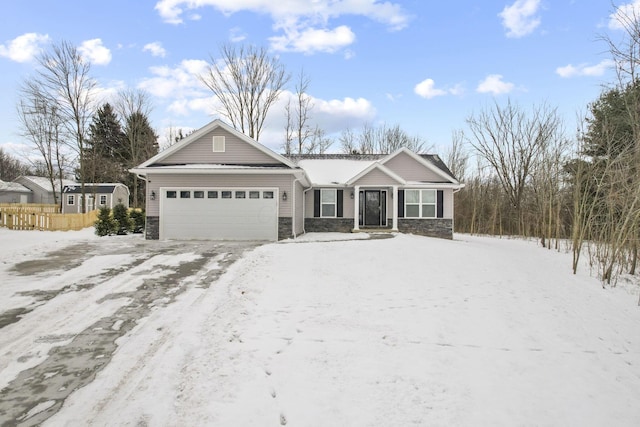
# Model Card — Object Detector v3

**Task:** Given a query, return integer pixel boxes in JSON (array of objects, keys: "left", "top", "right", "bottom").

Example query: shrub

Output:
[
  {"left": 94, "top": 207, "right": 117, "bottom": 236},
  {"left": 112, "top": 203, "right": 133, "bottom": 235},
  {"left": 129, "top": 209, "right": 145, "bottom": 233}
]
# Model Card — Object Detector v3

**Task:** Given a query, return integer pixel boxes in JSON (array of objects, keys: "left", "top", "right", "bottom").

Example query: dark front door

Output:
[{"left": 364, "top": 190, "right": 381, "bottom": 226}]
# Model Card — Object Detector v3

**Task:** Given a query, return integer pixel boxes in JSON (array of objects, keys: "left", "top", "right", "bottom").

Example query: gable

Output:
[
  {"left": 137, "top": 120, "right": 295, "bottom": 169},
  {"left": 383, "top": 151, "right": 451, "bottom": 183},
  {"left": 160, "top": 127, "right": 281, "bottom": 166},
  {"left": 349, "top": 164, "right": 405, "bottom": 186}
]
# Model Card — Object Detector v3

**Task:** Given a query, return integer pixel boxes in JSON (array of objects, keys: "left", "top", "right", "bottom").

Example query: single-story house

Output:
[
  {"left": 61, "top": 183, "right": 130, "bottom": 214},
  {"left": 13, "top": 176, "right": 77, "bottom": 205},
  {"left": 130, "top": 119, "right": 464, "bottom": 241},
  {"left": 0, "top": 180, "right": 32, "bottom": 203}
]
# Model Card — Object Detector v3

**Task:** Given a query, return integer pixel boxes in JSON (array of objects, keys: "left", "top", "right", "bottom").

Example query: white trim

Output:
[
  {"left": 320, "top": 188, "right": 337, "bottom": 218},
  {"left": 135, "top": 119, "right": 297, "bottom": 169},
  {"left": 346, "top": 163, "right": 406, "bottom": 186},
  {"left": 380, "top": 147, "right": 460, "bottom": 185},
  {"left": 404, "top": 189, "right": 437, "bottom": 219}
]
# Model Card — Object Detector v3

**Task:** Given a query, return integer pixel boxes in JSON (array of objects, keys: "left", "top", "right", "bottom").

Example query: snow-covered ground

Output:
[{"left": 1, "top": 229, "right": 639, "bottom": 426}]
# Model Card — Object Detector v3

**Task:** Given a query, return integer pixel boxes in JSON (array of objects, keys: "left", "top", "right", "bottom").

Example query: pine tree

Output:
[
  {"left": 94, "top": 206, "right": 117, "bottom": 236},
  {"left": 112, "top": 203, "right": 133, "bottom": 235},
  {"left": 123, "top": 112, "right": 158, "bottom": 207},
  {"left": 83, "top": 103, "right": 127, "bottom": 184}
]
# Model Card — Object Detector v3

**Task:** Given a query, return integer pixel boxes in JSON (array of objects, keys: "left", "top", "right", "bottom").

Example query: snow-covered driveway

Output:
[{"left": 1, "top": 230, "right": 639, "bottom": 426}]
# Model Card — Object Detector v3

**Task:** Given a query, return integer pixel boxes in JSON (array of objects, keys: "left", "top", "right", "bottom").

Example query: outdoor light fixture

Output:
[
  {"left": 282, "top": 191, "right": 287, "bottom": 201},
  {"left": 150, "top": 191, "right": 156, "bottom": 200},
  {"left": 350, "top": 191, "right": 354, "bottom": 199}
]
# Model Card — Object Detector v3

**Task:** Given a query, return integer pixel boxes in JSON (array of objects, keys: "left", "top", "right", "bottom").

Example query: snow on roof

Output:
[
  {"left": 0, "top": 180, "right": 31, "bottom": 193},
  {"left": 297, "top": 159, "right": 375, "bottom": 185},
  {"left": 20, "top": 176, "right": 77, "bottom": 193}
]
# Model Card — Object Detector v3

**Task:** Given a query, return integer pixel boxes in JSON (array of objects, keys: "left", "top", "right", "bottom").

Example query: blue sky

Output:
[{"left": 0, "top": 0, "right": 631, "bottom": 155}]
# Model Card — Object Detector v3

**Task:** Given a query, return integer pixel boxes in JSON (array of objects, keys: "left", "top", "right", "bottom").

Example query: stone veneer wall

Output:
[
  {"left": 278, "top": 217, "right": 293, "bottom": 240},
  {"left": 398, "top": 218, "right": 453, "bottom": 239},
  {"left": 304, "top": 218, "right": 354, "bottom": 233},
  {"left": 145, "top": 216, "right": 159, "bottom": 240}
]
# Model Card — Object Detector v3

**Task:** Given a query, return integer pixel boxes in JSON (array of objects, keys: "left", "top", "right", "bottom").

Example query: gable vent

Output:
[{"left": 213, "top": 135, "right": 225, "bottom": 152}]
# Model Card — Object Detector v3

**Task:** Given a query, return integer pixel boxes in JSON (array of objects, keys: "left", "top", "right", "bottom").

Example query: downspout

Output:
[
  {"left": 292, "top": 178, "right": 301, "bottom": 239},
  {"left": 302, "top": 186, "right": 314, "bottom": 235}
]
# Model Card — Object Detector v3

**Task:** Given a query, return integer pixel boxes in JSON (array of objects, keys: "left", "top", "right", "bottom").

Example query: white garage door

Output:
[{"left": 160, "top": 188, "right": 278, "bottom": 241}]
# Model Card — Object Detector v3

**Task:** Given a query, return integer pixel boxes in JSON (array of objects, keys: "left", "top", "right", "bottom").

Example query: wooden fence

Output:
[{"left": 0, "top": 204, "right": 98, "bottom": 231}]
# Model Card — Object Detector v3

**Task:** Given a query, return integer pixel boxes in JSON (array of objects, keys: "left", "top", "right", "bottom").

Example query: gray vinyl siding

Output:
[
  {"left": 161, "top": 128, "right": 282, "bottom": 165},
  {"left": 384, "top": 152, "right": 448, "bottom": 182},
  {"left": 112, "top": 185, "right": 130, "bottom": 207},
  {"left": 304, "top": 187, "right": 356, "bottom": 219},
  {"left": 146, "top": 173, "right": 295, "bottom": 217},
  {"left": 352, "top": 168, "right": 401, "bottom": 186},
  {"left": 0, "top": 191, "right": 31, "bottom": 203}
]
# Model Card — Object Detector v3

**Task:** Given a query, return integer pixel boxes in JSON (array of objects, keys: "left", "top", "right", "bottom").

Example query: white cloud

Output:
[
  {"left": 154, "top": 0, "right": 409, "bottom": 53},
  {"left": 79, "top": 39, "right": 112, "bottom": 65},
  {"left": 609, "top": 0, "right": 640, "bottom": 30},
  {"left": 0, "top": 33, "right": 50, "bottom": 63},
  {"left": 499, "top": 0, "right": 541, "bottom": 38},
  {"left": 138, "top": 59, "right": 209, "bottom": 99},
  {"left": 270, "top": 25, "right": 355, "bottom": 54},
  {"left": 414, "top": 79, "right": 447, "bottom": 99},
  {"left": 414, "top": 79, "right": 465, "bottom": 99},
  {"left": 143, "top": 42, "right": 167, "bottom": 58},
  {"left": 556, "top": 60, "right": 614, "bottom": 78},
  {"left": 229, "top": 27, "right": 247, "bottom": 43},
  {"left": 476, "top": 74, "right": 515, "bottom": 95}
]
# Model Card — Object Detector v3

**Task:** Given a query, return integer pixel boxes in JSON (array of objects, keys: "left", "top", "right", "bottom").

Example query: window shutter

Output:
[
  {"left": 398, "top": 190, "right": 404, "bottom": 218},
  {"left": 337, "top": 190, "right": 343, "bottom": 217},
  {"left": 437, "top": 190, "right": 444, "bottom": 218},
  {"left": 314, "top": 190, "right": 320, "bottom": 217}
]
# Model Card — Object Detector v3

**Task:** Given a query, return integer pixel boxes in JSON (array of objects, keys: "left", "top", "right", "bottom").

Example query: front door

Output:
[{"left": 360, "top": 190, "right": 387, "bottom": 227}]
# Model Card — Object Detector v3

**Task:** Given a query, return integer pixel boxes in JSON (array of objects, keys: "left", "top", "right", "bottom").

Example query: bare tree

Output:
[
  {"left": 32, "top": 40, "right": 97, "bottom": 212},
  {"left": 283, "top": 69, "right": 314, "bottom": 154},
  {"left": 116, "top": 89, "right": 157, "bottom": 207},
  {"left": 17, "top": 83, "right": 67, "bottom": 206},
  {"left": 200, "top": 44, "right": 290, "bottom": 141},
  {"left": 339, "top": 122, "right": 429, "bottom": 154},
  {"left": 465, "top": 100, "right": 562, "bottom": 235}
]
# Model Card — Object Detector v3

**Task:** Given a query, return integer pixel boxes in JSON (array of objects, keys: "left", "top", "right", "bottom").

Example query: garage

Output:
[{"left": 159, "top": 187, "right": 279, "bottom": 241}]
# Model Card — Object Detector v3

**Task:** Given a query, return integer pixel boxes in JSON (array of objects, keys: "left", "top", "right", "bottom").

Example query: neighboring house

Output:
[
  {"left": 14, "top": 176, "right": 77, "bottom": 205},
  {"left": 61, "top": 183, "right": 130, "bottom": 214},
  {"left": 0, "top": 180, "right": 32, "bottom": 203},
  {"left": 131, "top": 119, "right": 464, "bottom": 242}
]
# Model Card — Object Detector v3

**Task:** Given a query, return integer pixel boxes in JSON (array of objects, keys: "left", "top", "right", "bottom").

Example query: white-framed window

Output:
[
  {"left": 99, "top": 195, "right": 107, "bottom": 205},
  {"left": 194, "top": 191, "right": 205, "bottom": 199},
  {"left": 213, "top": 135, "right": 225, "bottom": 152},
  {"left": 263, "top": 191, "right": 274, "bottom": 199},
  {"left": 405, "top": 189, "right": 436, "bottom": 218},
  {"left": 166, "top": 191, "right": 177, "bottom": 198},
  {"left": 67, "top": 195, "right": 75, "bottom": 205},
  {"left": 321, "top": 189, "right": 337, "bottom": 218}
]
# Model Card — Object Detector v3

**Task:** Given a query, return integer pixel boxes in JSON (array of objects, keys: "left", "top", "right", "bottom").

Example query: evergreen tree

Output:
[
  {"left": 112, "top": 203, "right": 133, "bottom": 235},
  {"left": 83, "top": 103, "right": 127, "bottom": 183},
  {"left": 94, "top": 206, "right": 117, "bottom": 236},
  {"left": 123, "top": 111, "right": 158, "bottom": 207}
]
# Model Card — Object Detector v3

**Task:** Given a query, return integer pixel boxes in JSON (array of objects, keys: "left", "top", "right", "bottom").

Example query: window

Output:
[
  {"left": 166, "top": 191, "right": 177, "bottom": 199},
  {"left": 99, "top": 195, "right": 107, "bottom": 205},
  {"left": 67, "top": 195, "right": 75, "bottom": 205},
  {"left": 221, "top": 191, "right": 232, "bottom": 199},
  {"left": 405, "top": 189, "right": 436, "bottom": 218},
  {"left": 235, "top": 191, "right": 246, "bottom": 199},
  {"left": 180, "top": 191, "right": 191, "bottom": 198},
  {"left": 213, "top": 135, "right": 225, "bottom": 152},
  {"left": 207, "top": 191, "right": 218, "bottom": 199},
  {"left": 249, "top": 191, "right": 260, "bottom": 199},
  {"left": 194, "top": 191, "right": 205, "bottom": 199},
  {"left": 263, "top": 191, "right": 274, "bottom": 199},
  {"left": 321, "top": 189, "right": 336, "bottom": 217}
]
